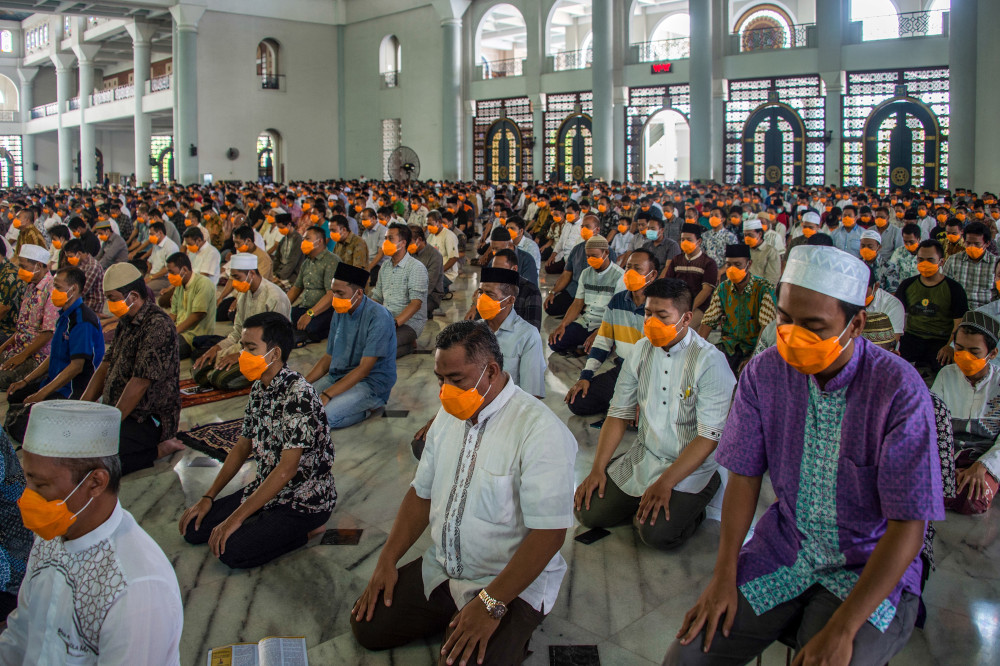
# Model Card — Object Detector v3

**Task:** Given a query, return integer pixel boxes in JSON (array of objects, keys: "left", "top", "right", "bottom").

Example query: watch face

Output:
[{"left": 489, "top": 604, "right": 506, "bottom": 620}]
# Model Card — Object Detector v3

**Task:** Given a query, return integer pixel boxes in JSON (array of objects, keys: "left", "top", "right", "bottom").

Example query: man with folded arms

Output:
[
  {"left": 352, "top": 321, "right": 576, "bottom": 665},
  {"left": 0, "top": 401, "right": 182, "bottom": 663}
]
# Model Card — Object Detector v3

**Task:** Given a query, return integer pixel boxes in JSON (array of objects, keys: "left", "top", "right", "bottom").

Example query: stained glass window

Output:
[
  {"left": 724, "top": 75, "right": 825, "bottom": 186},
  {"left": 473, "top": 97, "right": 533, "bottom": 183},
  {"left": 544, "top": 92, "right": 593, "bottom": 178},
  {"left": 381, "top": 118, "right": 401, "bottom": 181},
  {"left": 0, "top": 31, "right": 12, "bottom": 54},
  {"left": 150, "top": 136, "right": 173, "bottom": 183},
  {"left": 842, "top": 67, "right": 949, "bottom": 189},
  {"left": 625, "top": 84, "right": 690, "bottom": 182}
]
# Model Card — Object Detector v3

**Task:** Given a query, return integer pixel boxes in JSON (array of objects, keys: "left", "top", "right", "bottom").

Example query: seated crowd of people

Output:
[{"left": 0, "top": 179, "right": 992, "bottom": 664}]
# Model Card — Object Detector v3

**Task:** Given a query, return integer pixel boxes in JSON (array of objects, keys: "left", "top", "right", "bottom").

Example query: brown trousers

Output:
[{"left": 350, "top": 558, "right": 545, "bottom": 665}]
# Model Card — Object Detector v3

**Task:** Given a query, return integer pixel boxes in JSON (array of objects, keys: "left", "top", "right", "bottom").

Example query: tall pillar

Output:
[
  {"left": 688, "top": 0, "right": 712, "bottom": 182},
  {"left": 73, "top": 45, "right": 100, "bottom": 187},
  {"left": 17, "top": 68, "right": 38, "bottom": 186},
  {"left": 51, "top": 54, "right": 75, "bottom": 189},
  {"left": 170, "top": 4, "right": 205, "bottom": 184},
  {"left": 613, "top": 86, "right": 627, "bottom": 182},
  {"left": 816, "top": 0, "right": 845, "bottom": 186},
  {"left": 975, "top": 0, "right": 1000, "bottom": 191},
  {"left": 949, "top": 0, "right": 977, "bottom": 189},
  {"left": 591, "top": 0, "right": 614, "bottom": 182},
  {"left": 126, "top": 21, "right": 155, "bottom": 184},
  {"left": 529, "top": 93, "right": 545, "bottom": 181},
  {"left": 441, "top": 17, "right": 463, "bottom": 181}
]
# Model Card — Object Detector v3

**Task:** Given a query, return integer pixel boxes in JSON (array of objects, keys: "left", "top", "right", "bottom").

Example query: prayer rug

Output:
[
  {"left": 179, "top": 379, "right": 252, "bottom": 409},
  {"left": 177, "top": 419, "right": 242, "bottom": 461}
]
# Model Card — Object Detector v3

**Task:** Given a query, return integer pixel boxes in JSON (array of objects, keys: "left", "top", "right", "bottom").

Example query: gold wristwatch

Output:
[
  {"left": 478, "top": 589, "right": 507, "bottom": 620},
  {"left": 306, "top": 309, "right": 315, "bottom": 317}
]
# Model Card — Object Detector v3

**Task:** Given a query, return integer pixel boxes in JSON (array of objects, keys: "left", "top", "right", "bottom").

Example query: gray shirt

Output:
[{"left": 96, "top": 233, "right": 129, "bottom": 270}]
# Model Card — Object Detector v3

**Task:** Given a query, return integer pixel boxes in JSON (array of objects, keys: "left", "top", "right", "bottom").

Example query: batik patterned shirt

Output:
[
  {"left": 701, "top": 227, "right": 739, "bottom": 268},
  {"left": 717, "top": 339, "right": 945, "bottom": 631},
  {"left": 7, "top": 273, "right": 58, "bottom": 362},
  {"left": 240, "top": 366, "right": 336, "bottom": 514},
  {"left": 701, "top": 276, "right": 776, "bottom": 356},
  {"left": 0, "top": 261, "right": 26, "bottom": 340}
]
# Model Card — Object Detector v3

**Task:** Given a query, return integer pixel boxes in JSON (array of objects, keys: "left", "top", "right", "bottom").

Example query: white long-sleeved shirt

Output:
[
  {"left": 0, "top": 502, "right": 182, "bottom": 665},
  {"left": 931, "top": 364, "right": 1000, "bottom": 480}
]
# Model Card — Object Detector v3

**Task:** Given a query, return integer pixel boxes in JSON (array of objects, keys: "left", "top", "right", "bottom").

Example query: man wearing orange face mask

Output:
[
  {"left": 371, "top": 224, "right": 428, "bottom": 358},
  {"left": 59, "top": 237, "right": 106, "bottom": 314},
  {"left": 141, "top": 221, "right": 179, "bottom": 294},
  {"left": 895, "top": 239, "right": 969, "bottom": 375},
  {"left": 665, "top": 224, "right": 718, "bottom": 329},
  {"left": 576, "top": 277, "right": 735, "bottom": 552},
  {"left": 330, "top": 214, "right": 369, "bottom": 269},
  {"left": 352, "top": 321, "right": 576, "bottom": 663},
  {"left": 668, "top": 245, "right": 944, "bottom": 665},
  {"left": 0, "top": 244, "right": 57, "bottom": 391},
  {"left": 549, "top": 235, "right": 625, "bottom": 354},
  {"left": 931, "top": 311, "right": 1000, "bottom": 515},
  {"left": 165, "top": 252, "right": 217, "bottom": 360},
  {"left": 698, "top": 244, "right": 777, "bottom": 374},
  {"left": 942, "top": 221, "right": 998, "bottom": 310},
  {"left": 271, "top": 213, "right": 304, "bottom": 290},
  {"left": 858, "top": 229, "right": 900, "bottom": 294}
]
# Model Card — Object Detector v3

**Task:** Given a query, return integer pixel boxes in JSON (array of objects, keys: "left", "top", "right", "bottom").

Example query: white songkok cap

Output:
[
  {"left": 18, "top": 243, "right": 50, "bottom": 265},
  {"left": 229, "top": 253, "right": 258, "bottom": 270},
  {"left": 103, "top": 262, "right": 142, "bottom": 292},
  {"left": 780, "top": 245, "right": 868, "bottom": 306},
  {"left": 802, "top": 211, "right": 821, "bottom": 226},
  {"left": 23, "top": 401, "right": 121, "bottom": 458},
  {"left": 744, "top": 219, "right": 763, "bottom": 232},
  {"left": 860, "top": 229, "right": 882, "bottom": 243}
]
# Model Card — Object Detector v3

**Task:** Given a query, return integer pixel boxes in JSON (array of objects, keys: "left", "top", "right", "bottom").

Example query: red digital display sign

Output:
[{"left": 650, "top": 63, "right": 673, "bottom": 74}]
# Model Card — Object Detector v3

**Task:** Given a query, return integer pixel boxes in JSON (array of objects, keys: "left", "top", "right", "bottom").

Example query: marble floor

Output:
[{"left": 103, "top": 266, "right": 998, "bottom": 666}]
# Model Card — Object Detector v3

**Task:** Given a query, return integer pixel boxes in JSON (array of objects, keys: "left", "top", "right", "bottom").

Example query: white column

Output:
[
  {"left": 170, "top": 4, "right": 205, "bottom": 184},
  {"left": 975, "top": 0, "right": 1000, "bottom": 191},
  {"left": 591, "top": 0, "right": 614, "bottom": 181},
  {"left": 126, "top": 21, "right": 155, "bottom": 184},
  {"left": 529, "top": 93, "right": 545, "bottom": 181},
  {"left": 688, "top": 0, "right": 712, "bottom": 181},
  {"left": 816, "top": 0, "right": 845, "bottom": 186},
  {"left": 441, "top": 17, "right": 463, "bottom": 181},
  {"left": 612, "top": 86, "right": 627, "bottom": 182},
  {"left": 73, "top": 45, "right": 100, "bottom": 187},
  {"left": 949, "top": 0, "right": 977, "bottom": 189},
  {"left": 17, "top": 68, "right": 38, "bottom": 186},
  {"left": 51, "top": 54, "right": 75, "bottom": 189}
]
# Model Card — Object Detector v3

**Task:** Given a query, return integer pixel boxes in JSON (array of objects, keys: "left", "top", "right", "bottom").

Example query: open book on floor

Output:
[{"left": 206, "top": 636, "right": 308, "bottom": 666}]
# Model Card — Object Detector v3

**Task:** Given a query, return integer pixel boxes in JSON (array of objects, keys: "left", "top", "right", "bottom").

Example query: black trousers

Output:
[
  {"left": 567, "top": 362, "right": 622, "bottom": 416},
  {"left": 178, "top": 337, "right": 192, "bottom": 360},
  {"left": 544, "top": 290, "right": 575, "bottom": 318},
  {"left": 899, "top": 333, "right": 949, "bottom": 376},
  {"left": 191, "top": 334, "right": 226, "bottom": 362},
  {"left": 290, "top": 306, "right": 334, "bottom": 342},
  {"left": 549, "top": 321, "right": 594, "bottom": 353},
  {"left": 183, "top": 491, "right": 331, "bottom": 569},
  {"left": 120, "top": 416, "right": 163, "bottom": 476},
  {"left": 216, "top": 296, "right": 237, "bottom": 322}
]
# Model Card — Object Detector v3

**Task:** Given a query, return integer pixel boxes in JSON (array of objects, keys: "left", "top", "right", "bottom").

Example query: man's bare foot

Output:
[
  {"left": 307, "top": 526, "right": 327, "bottom": 540},
  {"left": 156, "top": 438, "right": 186, "bottom": 459}
]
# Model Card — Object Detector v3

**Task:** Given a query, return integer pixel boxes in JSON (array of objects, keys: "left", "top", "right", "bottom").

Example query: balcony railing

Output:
[
  {"left": 114, "top": 84, "right": 134, "bottom": 101},
  {"left": 0, "top": 110, "right": 18, "bottom": 122},
  {"left": 68, "top": 97, "right": 80, "bottom": 110},
  {"left": 30, "top": 106, "right": 44, "bottom": 119},
  {"left": 481, "top": 57, "right": 523, "bottom": 80},
  {"left": 150, "top": 75, "right": 172, "bottom": 92},
  {"left": 44, "top": 103, "right": 58, "bottom": 116},
  {"left": 632, "top": 37, "right": 691, "bottom": 64},
  {"left": 856, "top": 9, "right": 948, "bottom": 42},
  {"left": 261, "top": 75, "right": 280, "bottom": 90},
  {"left": 379, "top": 71, "right": 398, "bottom": 88},
  {"left": 90, "top": 89, "right": 113, "bottom": 106},
  {"left": 738, "top": 23, "right": 813, "bottom": 52},
  {"left": 551, "top": 48, "right": 592, "bottom": 72}
]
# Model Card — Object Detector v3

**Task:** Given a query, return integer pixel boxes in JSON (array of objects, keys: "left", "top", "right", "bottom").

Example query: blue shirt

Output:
[
  {"left": 49, "top": 298, "right": 104, "bottom": 398},
  {"left": 325, "top": 295, "right": 397, "bottom": 402},
  {"left": 830, "top": 225, "right": 864, "bottom": 258}
]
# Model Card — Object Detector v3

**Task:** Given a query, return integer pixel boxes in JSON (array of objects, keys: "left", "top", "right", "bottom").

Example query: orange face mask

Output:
[
  {"left": 566, "top": 213, "right": 577, "bottom": 223},
  {"left": 957, "top": 213, "right": 967, "bottom": 222},
  {"left": 917, "top": 260, "right": 940, "bottom": 277},
  {"left": 427, "top": 225, "right": 439, "bottom": 234},
  {"left": 232, "top": 279, "right": 251, "bottom": 293},
  {"left": 598, "top": 205, "right": 607, "bottom": 213},
  {"left": 776, "top": 321, "right": 852, "bottom": 375},
  {"left": 992, "top": 211, "right": 1000, "bottom": 220},
  {"left": 302, "top": 203, "right": 312, "bottom": 212},
  {"left": 709, "top": 216, "right": 722, "bottom": 228},
  {"left": 439, "top": 365, "right": 488, "bottom": 421},
  {"left": 875, "top": 217, "right": 888, "bottom": 228},
  {"left": 265, "top": 215, "right": 275, "bottom": 225},
  {"left": 842, "top": 216, "right": 856, "bottom": 228},
  {"left": 278, "top": 227, "right": 290, "bottom": 236},
  {"left": 966, "top": 246, "right": 986, "bottom": 260},
  {"left": 976, "top": 212, "right": 985, "bottom": 219},
  {"left": 905, "top": 241, "right": 919, "bottom": 252},
  {"left": 238, "top": 349, "right": 275, "bottom": 381},
  {"left": 107, "top": 295, "right": 133, "bottom": 318},
  {"left": 954, "top": 350, "right": 989, "bottom": 377},
  {"left": 185, "top": 218, "right": 195, "bottom": 227},
  {"left": 918, "top": 208, "right": 927, "bottom": 217},
  {"left": 361, "top": 219, "right": 373, "bottom": 228},
  {"left": 52, "top": 239, "right": 63, "bottom": 250},
  {"left": 936, "top": 214, "right": 948, "bottom": 224},
  {"left": 644, "top": 316, "right": 679, "bottom": 348},
  {"left": 300, "top": 240, "right": 315, "bottom": 255},
  {"left": 50, "top": 288, "right": 69, "bottom": 308},
  {"left": 382, "top": 240, "right": 398, "bottom": 256},
  {"left": 17, "top": 472, "right": 94, "bottom": 541},
  {"left": 580, "top": 227, "right": 594, "bottom": 241},
  {"left": 859, "top": 247, "right": 878, "bottom": 262},
  {"left": 330, "top": 231, "right": 341, "bottom": 243},
  {"left": 17, "top": 268, "right": 34, "bottom": 283},
  {"left": 476, "top": 292, "right": 510, "bottom": 320},
  {"left": 507, "top": 227, "right": 518, "bottom": 241},
  {"left": 270, "top": 200, "right": 279, "bottom": 209},
  {"left": 186, "top": 243, "right": 199, "bottom": 253},
  {"left": 801, "top": 227, "right": 818, "bottom": 238},
  {"left": 743, "top": 235, "right": 758, "bottom": 248},
  {"left": 407, "top": 243, "right": 418, "bottom": 254},
  {"left": 680, "top": 239, "right": 697, "bottom": 255},
  {"left": 66, "top": 255, "right": 80, "bottom": 266},
  {"left": 167, "top": 272, "right": 184, "bottom": 287},
  {"left": 865, "top": 293, "right": 874, "bottom": 307},
  {"left": 332, "top": 291, "right": 360, "bottom": 314},
  {"left": 12, "top": 219, "right": 21, "bottom": 229},
  {"left": 237, "top": 244, "right": 250, "bottom": 253},
  {"left": 896, "top": 212, "right": 905, "bottom": 219},
  {"left": 623, "top": 269, "right": 652, "bottom": 292},
  {"left": 860, "top": 215, "right": 872, "bottom": 224},
  {"left": 587, "top": 256, "right": 606, "bottom": 270},
  {"left": 726, "top": 265, "right": 747, "bottom": 283},
  {"left": 310, "top": 214, "right": 320, "bottom": 224},
  {"left": 946, "top": 233, "right": 961, "bottom": 243},
  {"left": 617, "top": 223, "right": 628, "bottom": 234}
]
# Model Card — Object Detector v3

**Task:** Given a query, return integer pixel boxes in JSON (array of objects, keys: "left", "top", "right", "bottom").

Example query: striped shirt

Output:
[
  {"left": 573, "top": 262, "right": 626, "bottom": 330},
  {"left": 371, "top": 252, "right": 429, "bottom": 336},
  {"left": 581, "top": 290, "right": 646, "bottom": 381}
]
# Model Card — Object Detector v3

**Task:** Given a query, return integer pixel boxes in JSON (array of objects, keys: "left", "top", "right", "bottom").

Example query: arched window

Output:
[
  {"left": 0, "top": 31, "right": 12, "bottom": 54},
  {"left": 256, "top": 39, "right": 279, "bottom": 89},
  {"left": 548, "top": 0, "right": 594, "bottom": 71},
  {"left": 379, "top": 35, "right": 401, "bottom": 87},
  {"left": 651, "top": 13, "right": 690, "bottom": 42},
  {"left": 476, "top": 4, "right": 527, "bottom": 79},
  {"left": 734, "top": 5, "right": 796, "bottom": 51},
  {"left": 851, "top": 0, "right": 899, "bottom": 41},
  {"left": 258, "top": 131, "right": 280, "bottom": 183}
]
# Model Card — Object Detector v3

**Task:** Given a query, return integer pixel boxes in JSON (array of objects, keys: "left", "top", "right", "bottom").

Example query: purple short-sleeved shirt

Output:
[{"left": 717, "top": 337, "right": 945, "bottom": 630}]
